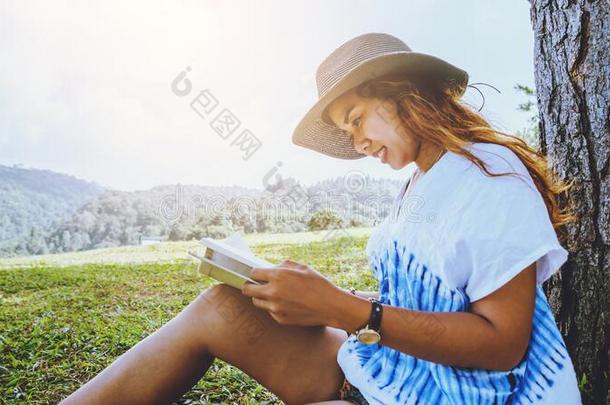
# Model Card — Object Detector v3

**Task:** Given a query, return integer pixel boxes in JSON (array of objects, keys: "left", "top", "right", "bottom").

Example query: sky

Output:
[{"left": 0, "top": 0, "right": 536, "bottom": 191}]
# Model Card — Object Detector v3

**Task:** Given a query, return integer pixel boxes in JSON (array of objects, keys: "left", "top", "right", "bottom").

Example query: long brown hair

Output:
[{"left": 354, "top": 72, "right": 577, "bottom": 239}]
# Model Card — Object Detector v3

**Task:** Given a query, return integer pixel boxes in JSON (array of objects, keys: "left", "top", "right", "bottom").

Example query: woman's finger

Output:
[
  {"left": 250, "top": 267, "right": 276, "bottom": 282},
  {"left": 241, "top": 281, "right": 270, "bottom": 298},
  {"left": 279, "top": 259, "right": 307, "bottom": 270},
  {"left": 250, "top": 296, "right": 272, "bottom": 312}
]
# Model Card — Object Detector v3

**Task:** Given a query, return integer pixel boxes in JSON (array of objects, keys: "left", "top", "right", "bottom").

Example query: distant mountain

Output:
[
  {"left": 0, "top": 164, "right": 404, "bottom": 257},
  {"left": 44, "top": 184, "right": 270, "bottom": 253},
  {"left": 0, "top": 164, "right": 105, "bottom": 256}
]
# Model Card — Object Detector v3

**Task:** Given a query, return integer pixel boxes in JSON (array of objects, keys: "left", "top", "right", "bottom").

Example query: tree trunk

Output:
[{"left": 529, "top": 0, "right": 609, "bottom": 403}]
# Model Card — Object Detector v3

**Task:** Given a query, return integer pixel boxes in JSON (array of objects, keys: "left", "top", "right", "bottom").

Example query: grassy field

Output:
[{"left": 0, "top": 229, "right": 377, "bottom": 404}]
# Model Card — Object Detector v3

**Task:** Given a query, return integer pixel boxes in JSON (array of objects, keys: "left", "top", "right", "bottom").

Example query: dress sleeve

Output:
[{"left": 455, "top": 145, "right": 569, "bottom": 303}]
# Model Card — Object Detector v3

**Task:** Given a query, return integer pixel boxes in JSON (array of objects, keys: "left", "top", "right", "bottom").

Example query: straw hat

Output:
[{"left": 291, "top": 32, "right": 469, "bottom": 159}]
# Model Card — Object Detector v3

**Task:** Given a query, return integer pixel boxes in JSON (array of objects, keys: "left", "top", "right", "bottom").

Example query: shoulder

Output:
[
  {"left": 464, "top": 142, "right": 528, "bottom": 177},
  {"left": 454, "top": 142, "right": 535, "bottom": 194},
  {"left": 445, "top": 142, "right": 544, "bottom": 223}
]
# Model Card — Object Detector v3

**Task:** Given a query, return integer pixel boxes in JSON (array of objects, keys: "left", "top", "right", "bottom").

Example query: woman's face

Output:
[{"left": 326, "top": 87, "right": 422, "bottom": 170}]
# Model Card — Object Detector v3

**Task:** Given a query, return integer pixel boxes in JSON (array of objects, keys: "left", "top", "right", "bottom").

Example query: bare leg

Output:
[
  {"left": 60, "top": 291, "right": 216, "bottom": 405},
  {"left": 193, "top": 284, "right": 350, "bottom": 404},
  {"left": 61, "top": 284, "right": 351, "bottom": 404}
]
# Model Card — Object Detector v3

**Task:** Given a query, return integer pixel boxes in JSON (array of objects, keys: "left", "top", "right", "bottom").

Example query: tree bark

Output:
[{"left": 529, "top": 0, "right": 609, "bottom": 403}]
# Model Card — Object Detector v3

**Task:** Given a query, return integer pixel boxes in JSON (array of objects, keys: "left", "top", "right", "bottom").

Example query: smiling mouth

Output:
[{"left": 374, "top": 146, "right": 387, "bottom": 161}]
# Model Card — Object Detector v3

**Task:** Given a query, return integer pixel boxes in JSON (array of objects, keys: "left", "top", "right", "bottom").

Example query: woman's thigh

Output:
[{"left": 194, "top": 283, "right": 350, "bottom": 404}]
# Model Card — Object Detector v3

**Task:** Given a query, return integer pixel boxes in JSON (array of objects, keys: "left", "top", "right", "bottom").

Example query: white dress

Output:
[{"left": 336, "top": 142, "right": 582, "bottom": 404}]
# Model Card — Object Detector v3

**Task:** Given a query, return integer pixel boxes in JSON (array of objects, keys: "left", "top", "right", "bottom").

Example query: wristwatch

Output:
[{"left": 355, "top": 297, "right": 383, "bottom": 345}]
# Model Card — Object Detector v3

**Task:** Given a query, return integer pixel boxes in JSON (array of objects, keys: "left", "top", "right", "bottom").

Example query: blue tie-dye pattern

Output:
[{"left": 340, "top": 236, "right": 571, "bottom": 405}]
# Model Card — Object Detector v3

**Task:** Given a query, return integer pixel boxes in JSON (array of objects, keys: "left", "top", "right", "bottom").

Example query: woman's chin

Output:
[
  {"left": 385, "top": 160, "right": 400, "bottom": 170},
  {"left": 385, "top": 157, "right": 406, "bottom": 170}
]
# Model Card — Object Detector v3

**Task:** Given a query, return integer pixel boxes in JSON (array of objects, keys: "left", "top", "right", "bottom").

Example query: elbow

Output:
[
  {"left": 494, "top": 355, "right": 523, "bottom": 372},
  {"left": 489, "top": 342, "right": 529, "bottom": 372},
  {"left": 475, "top": 330, "right": 530, "bottom": 371},
  {"left": 481, "top": 354, "right": 522, "bottom": 372},
  {"left": 482, "top": 324, "right": 531, "bottom": 372}
]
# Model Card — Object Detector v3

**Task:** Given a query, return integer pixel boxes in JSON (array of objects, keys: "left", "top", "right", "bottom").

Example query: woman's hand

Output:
[{"left": 241, "top": 259, "right": 343, "bottom": 327}]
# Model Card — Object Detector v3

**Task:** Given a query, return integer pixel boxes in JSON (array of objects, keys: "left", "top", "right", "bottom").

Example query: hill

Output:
[{"left": 0, "top": 164, "right": 105, "bottom": 256}]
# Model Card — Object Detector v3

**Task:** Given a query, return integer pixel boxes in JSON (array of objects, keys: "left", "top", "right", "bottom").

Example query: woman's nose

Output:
[{"left": 354, "top": 138, "right": 371, "bottom": 155}]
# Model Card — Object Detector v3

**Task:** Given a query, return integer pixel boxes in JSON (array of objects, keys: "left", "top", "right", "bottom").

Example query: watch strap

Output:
[
  {"left": 354, "top": 297, "right": 383, "bottom": 334},
  {"left": 368, "top": 298, "right": 383, "bottom": 331}
]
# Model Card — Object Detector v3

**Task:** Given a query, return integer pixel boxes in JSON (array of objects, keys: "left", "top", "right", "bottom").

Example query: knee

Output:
[
  {"left": 189, "top": 283, "right": 246, "bottom": 321},
  {"left": 198, "top": 283, "right": 237, "bottom": 303},
  {"left": 187, "top": 283, "right": 254, "bottom": 352},
  {"left": 192, "top": 282, "right": 231, "bottom": 308}
]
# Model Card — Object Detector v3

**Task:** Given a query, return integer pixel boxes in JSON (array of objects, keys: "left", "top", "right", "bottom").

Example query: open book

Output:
[{"left": 188, "top": 232, "right": 274, "bottom": 289}]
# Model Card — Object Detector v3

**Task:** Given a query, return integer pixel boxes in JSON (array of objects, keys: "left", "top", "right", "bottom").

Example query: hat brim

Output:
[{"left": 291, "top": 51, "right": 469, "bottom": 160}]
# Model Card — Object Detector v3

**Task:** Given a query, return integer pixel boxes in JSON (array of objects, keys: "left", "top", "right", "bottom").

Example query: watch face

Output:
[{"left": 357, "top": 329, "right": 381, "bottom": 345}]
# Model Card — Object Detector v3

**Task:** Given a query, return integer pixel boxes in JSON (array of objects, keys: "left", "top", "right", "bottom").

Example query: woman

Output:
[{"left": 62, "top": 33, "right": 582, "bottom": 404}]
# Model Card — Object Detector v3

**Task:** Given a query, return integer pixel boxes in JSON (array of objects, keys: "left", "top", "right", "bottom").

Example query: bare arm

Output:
[{"left": 329, "top": 263, "right": 537, "bottom": 371}]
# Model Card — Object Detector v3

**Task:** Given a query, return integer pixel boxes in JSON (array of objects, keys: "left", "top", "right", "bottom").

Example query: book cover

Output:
[{"left": 188, "top": 232, "right": 274, "bottom": 289}]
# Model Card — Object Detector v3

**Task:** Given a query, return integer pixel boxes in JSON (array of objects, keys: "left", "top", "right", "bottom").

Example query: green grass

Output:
[
  {"left": 0, "top": 227, "right": 373, "bottom": 270},
  {"left": 0, "top": 229, "right": 377, "bottom": 404}
]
